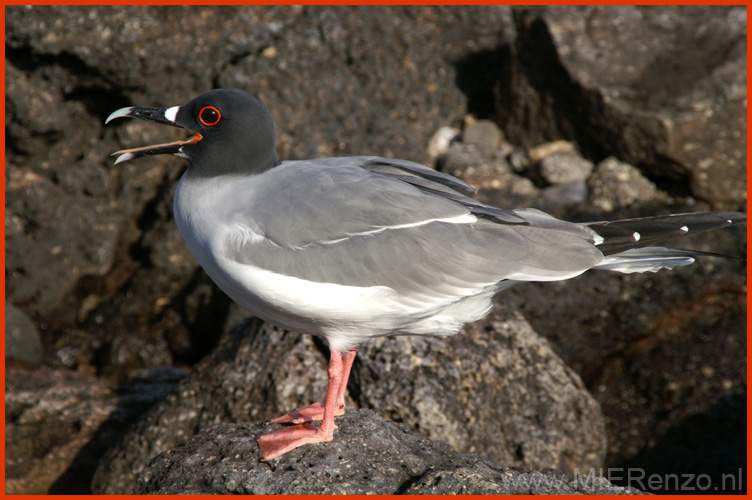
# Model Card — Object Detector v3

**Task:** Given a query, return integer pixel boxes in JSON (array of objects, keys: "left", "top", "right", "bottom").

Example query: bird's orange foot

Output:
[
  {"left": 257, "top": 422, "right": 336, "bottom": 461},
  {"left": 266, "top": 402, "right": 344, "bottom": 425}
]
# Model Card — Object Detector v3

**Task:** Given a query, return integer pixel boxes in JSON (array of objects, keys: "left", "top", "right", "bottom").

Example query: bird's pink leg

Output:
[
  {"left": 258, "top": 348, "right": 356, "bottom": 461},
  {"left": 266, "top": 348, "right": 357, "bottom": 425},
  {"left": 336, "top": 349, "right": 357, "bottom": 407}
]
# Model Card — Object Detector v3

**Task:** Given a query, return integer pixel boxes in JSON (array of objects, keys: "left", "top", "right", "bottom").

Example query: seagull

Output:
[{"left": 106, "top": 88, "right": 746, "bottom": 461}]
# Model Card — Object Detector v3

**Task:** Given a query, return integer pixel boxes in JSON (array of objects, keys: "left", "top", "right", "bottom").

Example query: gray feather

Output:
[{"left": 226, "top": 158, "right": 604, "bottom": 299}]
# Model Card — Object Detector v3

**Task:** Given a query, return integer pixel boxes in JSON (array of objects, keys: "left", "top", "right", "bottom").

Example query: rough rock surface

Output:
[
  {"left": 92, "top": 305, "right": 606, "bottom": 494},
  {"left": 355, "top": 306, "right": 605, "bottom": 473},
  {"left": 539, "top": 150, "right": 594, "bottom": 185},
  {"left": 462, "top": 119, "right": 504, "bottom": 148},
  {"left": 5, "top": 302, "right": 43, "bottom": 364},
  {"left": 497, "top": 5, "right": 746, "bottom": 207},
  {"left": 4, "top": 364, "right": 185, "bottom": 494},
  {"left": 588, "top": 156, "right": 668, "bottom": 211},
  {"left": 439, "top": 143, "right": 538, "bottom": 194},
  {"left": 542, "top": 181, "right": 588, "bottom": 205},
  {"left": 132, "top": 410, "right": 639, "bottom": 495}
]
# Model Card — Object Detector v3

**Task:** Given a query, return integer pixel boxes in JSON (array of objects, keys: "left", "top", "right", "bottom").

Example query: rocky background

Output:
[{"left": 5, "top": 5, "right": 747, "bottom": 495}]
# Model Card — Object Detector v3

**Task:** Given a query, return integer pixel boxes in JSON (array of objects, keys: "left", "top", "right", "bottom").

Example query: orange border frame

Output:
[{"left": 1, "top": 2, "right": 749, "bottom": 499}]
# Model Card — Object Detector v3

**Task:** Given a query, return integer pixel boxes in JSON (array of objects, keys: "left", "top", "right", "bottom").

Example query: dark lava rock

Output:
[
  {"left": 588, "top": 157, "right": 669, "bottom": 211},
  {"left": 462, "top": 119, "right": 504, "bottom": 148},
  {"left": 92, "top": 305, "right": 605, "bottom": 494},
  {"left": 355, "top": 305, "right": 606, "bottom": 474},
  {"left": 539, "top": 150, "right": 594, "bottom": 185},
  {"left": 5, "top": 366, "right": 113, "bottom": 495},
  {"left": 5, "top": 302, "right": 43, "bottom": 364},
  {"left": 439, "top": 142, "right": 538, "bottom": 194},
  {"left": 616, "top": 393, "right": 746, "bottom": 494},
  {"left": 497, "top": 5, "right": 746, "bottom": 207},
  {"left": 542, "top": 181, "right": 588, "bottom": 205},
  {"left": 4, "top": 364, "right": 185, "bottom": 494},
  {"left": 132, "top": 410, "right": 640, "bottom": 495}
]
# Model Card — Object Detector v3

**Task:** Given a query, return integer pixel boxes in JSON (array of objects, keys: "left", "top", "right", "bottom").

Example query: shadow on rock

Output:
[
  {"left": 4, "top": 363, "right": 185, "bottom": 494},
  {"left": 611, "top": 394, "right": 746, "bottom": 495}
]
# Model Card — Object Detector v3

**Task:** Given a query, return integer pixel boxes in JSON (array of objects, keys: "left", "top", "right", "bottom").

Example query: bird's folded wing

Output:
[{"left": 219, "top": 158, "right": 604, "bottom": 302}]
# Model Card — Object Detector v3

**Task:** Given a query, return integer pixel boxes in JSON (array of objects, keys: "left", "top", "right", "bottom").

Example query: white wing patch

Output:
[
  {"left": 228, "top": 223, "right": 266, "bottom": 245},
  {"left": 301, "top": 213, "right": 478, "bottom": 248}
]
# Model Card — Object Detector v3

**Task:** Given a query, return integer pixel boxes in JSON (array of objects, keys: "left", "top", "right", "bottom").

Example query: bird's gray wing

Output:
[
  {"left": 220, "top": 157, "right": 604, "bottom": 300},
  {"left": 356, "top": 157, "right": 531, "bottom": 225}
]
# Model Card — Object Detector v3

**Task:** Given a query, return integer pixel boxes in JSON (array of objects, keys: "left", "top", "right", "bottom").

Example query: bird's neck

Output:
[{"left": 186, "top": 147, "right": 280, "bottom": 178}]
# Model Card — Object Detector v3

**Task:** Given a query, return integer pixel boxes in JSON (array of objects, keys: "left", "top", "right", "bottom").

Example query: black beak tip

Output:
[{"left": 105, "top": 106, "right": 177, "bottom": 127}]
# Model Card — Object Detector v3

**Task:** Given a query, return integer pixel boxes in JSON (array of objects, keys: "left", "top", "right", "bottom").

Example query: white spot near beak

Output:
[
  {"left": 679, "top": 226, "right": 689, "bottom": 233},
  {"left": 633, "top": 232, "right": 641, "bottom": 241},
  {"left": 165, "top": 106, "right": 179, "bottom": 123}
]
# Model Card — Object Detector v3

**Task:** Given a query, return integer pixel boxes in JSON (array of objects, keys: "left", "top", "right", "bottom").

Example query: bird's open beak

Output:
[{"left": 105, "top": 106, "right": 202, "bottom": 164}]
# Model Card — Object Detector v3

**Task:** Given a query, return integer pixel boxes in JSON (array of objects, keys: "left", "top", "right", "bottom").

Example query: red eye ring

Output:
[{"left": 198, "top": 106, "right": 221, "bottom": 126}]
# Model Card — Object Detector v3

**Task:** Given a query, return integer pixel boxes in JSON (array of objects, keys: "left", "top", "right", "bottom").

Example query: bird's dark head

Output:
[{"left": 106, "top": 88, "right": 279, "bottom": 176}]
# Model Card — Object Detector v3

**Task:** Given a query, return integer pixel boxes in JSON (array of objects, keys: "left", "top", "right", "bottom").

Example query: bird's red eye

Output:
[{"left": 198, "top": 106, "right": 221, "bottom": 126}]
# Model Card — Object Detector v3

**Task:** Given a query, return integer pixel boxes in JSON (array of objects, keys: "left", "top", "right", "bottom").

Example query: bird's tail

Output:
[{"left": 586, "top": 211, "right": 746, "bottom": 274}]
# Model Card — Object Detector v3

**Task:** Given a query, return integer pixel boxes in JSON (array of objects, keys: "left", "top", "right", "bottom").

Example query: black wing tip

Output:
[
  {"left": 362, "top": 158, "right": 478, "bottom": 195},
  {"left": 587, "top": 211, "right": 746, "bottom": 255}
]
